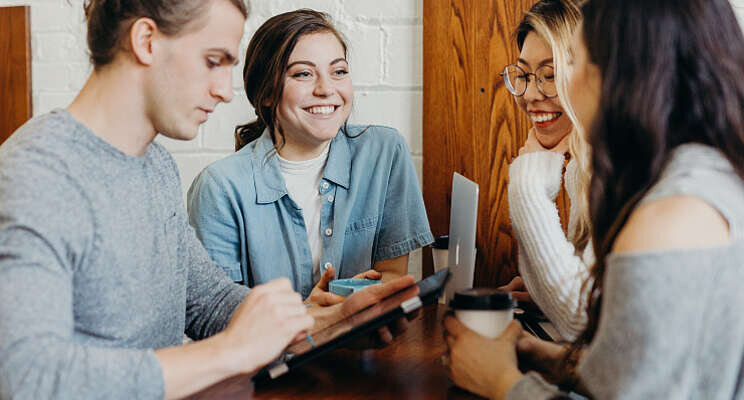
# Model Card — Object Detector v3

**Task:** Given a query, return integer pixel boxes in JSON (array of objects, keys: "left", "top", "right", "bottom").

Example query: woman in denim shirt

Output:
[{"left": 187, "top": 9, "right": 433, "bottom": 304}]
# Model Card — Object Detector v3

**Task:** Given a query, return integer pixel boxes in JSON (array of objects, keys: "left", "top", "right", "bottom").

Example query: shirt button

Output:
[
  {"left": 321, "top": 182, "right": 329, "bottom": 190},
  {"left": 324, "top": 228, "right": 333, "bottom": 236},
  {"left": 324, "top": 262, "right": 333, "bottom": 270},
  {"left": 327, "top": 195, "right": 334, "bottom": 202}
]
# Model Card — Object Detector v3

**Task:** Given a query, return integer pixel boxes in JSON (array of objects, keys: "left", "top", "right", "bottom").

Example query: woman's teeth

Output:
[
  {"left": 530, "top": 112, "right": 561, "bottom": 123},
  {"left": 306, "top": 105, "right": 336, "bottom": 115}
]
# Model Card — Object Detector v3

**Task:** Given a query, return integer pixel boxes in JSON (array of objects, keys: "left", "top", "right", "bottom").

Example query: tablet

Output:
[{"left": 254, "top": 268, "right": 450, "bottom": 382}]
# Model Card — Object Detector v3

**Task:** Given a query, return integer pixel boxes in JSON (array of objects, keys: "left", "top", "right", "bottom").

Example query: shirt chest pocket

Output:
[
  {"left": 221, "top": 262, "right": 244, "bottom": 283},
  {"left": 341, "top": 215, "right": 378, "bottom": 276}
]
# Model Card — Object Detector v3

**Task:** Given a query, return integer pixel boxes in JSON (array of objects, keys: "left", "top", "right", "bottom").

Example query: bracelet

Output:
[{"left": 306, "top": 334, "right": 316, "bottom": 349}]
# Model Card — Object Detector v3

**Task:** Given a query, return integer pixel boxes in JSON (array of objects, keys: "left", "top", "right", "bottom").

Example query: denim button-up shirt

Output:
[{"left": 187, "top": 125, "right": 433, "bottom": 297}]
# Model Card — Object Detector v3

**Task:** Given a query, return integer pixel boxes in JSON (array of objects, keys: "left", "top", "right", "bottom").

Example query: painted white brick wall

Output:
[{"left": 0, "top": 0, "right": 425, "bottom": 278}]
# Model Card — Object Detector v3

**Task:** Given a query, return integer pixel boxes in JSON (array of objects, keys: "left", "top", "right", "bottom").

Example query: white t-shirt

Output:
[{"left": 277, "top": 145, "right": 330, "bottom": 283}]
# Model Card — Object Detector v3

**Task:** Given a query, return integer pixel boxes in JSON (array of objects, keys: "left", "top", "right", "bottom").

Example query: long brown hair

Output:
[
  {"left": 565, "top": 0, "right": 744, "bottom": 387},
  {"left": 83, "top": 0, "right": 249, "bottom": 68},
  {"left": 235, "top": 9, "right": 353, "bottom": 152}
]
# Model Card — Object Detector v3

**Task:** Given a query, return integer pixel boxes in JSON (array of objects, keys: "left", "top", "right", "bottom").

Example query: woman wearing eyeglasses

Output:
[{"left": 499, "top": 0, "right": 592, "bottom": 341}]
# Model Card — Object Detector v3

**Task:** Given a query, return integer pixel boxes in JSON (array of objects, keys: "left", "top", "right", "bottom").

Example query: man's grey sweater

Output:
[{"left": 0, "top": 109, "right": 249, "bottom": 399}]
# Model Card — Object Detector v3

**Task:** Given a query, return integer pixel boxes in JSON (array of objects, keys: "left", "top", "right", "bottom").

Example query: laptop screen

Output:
[{"left": 444, "top": 173, "right": 479, "bottom": 302}]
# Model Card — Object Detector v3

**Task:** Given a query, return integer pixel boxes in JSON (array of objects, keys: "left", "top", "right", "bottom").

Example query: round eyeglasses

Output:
[{"left": 499, "top": 64, "right": 557, "bottom": 98}]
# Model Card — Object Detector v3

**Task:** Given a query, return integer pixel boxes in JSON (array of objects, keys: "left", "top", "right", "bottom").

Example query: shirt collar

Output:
[
  {"left": 251, "top": 128, "right": 351, "bottom": 204},
  {"left": 323, "top": 130, "right": 351, "bottom": 190}
]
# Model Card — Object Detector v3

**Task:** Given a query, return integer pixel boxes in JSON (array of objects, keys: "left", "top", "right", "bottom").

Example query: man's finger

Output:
[{"left": 260, "top": 277, "right": 294, "bottom": 292}]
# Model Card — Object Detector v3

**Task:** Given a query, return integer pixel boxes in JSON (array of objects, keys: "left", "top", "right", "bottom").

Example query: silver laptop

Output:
[
  {"left": 444, "top": 173, "right": 479, "bottom": 302},
  {"left": 441, "top": 173, "right": 563, "bottom": 341}
]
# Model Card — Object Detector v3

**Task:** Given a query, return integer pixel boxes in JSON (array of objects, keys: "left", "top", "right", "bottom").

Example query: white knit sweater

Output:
[{"left": 508, "top": 151, "right": 593, "bottom": 341}]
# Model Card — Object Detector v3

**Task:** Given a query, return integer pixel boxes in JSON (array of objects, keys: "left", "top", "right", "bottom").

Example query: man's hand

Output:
[{"left": 219, "top": 278, "right": 314, "bottom": 376}]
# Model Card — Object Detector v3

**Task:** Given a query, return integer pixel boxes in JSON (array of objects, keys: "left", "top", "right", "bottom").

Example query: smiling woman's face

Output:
[
  {"left": 276, "top": 31, "right": 353, "bottom": 150},
  {"left": 515, "top": 31, "right": 573, "bottom": 146}
]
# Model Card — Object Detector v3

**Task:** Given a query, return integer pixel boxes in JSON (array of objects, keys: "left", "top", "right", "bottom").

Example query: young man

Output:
[{"left": 0, "top": 1, "right": 415, "bottom": 398}]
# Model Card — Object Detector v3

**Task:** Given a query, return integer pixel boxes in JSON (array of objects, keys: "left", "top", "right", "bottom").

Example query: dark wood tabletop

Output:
[{"left": 189, "top": 303, "right": 483, "bottom": 399}]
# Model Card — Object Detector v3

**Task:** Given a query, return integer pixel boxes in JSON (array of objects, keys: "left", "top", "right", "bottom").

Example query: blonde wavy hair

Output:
[{"left": 516, "top": 0, "right": 592, "bottom": 253}]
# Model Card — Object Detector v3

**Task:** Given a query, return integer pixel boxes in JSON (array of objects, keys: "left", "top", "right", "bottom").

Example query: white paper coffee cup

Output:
[
  {"left": 432, "top": 249, "right": 448, "bottom": 273},
  {"left": 432, "top": 235, "right": 449, "bottom": 273},
  {"left": 451, "top": 289, "right": 515, "bottom": 339}
]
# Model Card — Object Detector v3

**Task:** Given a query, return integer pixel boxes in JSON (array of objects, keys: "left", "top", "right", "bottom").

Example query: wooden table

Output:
[{"left": 189, "top": 304, "right": 482, "bottom": 399}]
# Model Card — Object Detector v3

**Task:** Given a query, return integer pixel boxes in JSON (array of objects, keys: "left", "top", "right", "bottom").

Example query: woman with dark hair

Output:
[
  {"left": 187, "top": 9, "right": 433, "bottom": 305},
  {"left": 443, "top": 0, "right": 744, "bottom": 398}
]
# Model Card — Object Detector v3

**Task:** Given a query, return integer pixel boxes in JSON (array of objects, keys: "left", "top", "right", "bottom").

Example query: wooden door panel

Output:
[
  {"left": 471, "top": 0, "right": 532, "bottom": 286},
  {"left": 0, "top": 6, "right": 32, "bottom": 146},
  {"left": 422, "top": 0, "right": 475, "bottom": 239}
]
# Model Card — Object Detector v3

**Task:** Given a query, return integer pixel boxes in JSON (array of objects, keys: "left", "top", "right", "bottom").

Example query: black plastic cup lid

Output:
[
  {"left": 432, "top": 235, "right": 449, "bottom": 249},
  {"left": 451, "top": 288, "right": 514, "bottom": 310}
]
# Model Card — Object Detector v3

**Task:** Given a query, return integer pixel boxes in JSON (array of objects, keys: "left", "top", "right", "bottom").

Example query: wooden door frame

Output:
[{"left": 0, "top": 6, "right": 32, "bottom": 146}]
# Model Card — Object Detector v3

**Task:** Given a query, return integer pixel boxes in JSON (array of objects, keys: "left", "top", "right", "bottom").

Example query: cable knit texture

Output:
[
  {"left": 506, "top": 144, "right": 744, "bottom": 399},
  {"left": 508, "top": 151, "right": 593, "bottom": 341}
]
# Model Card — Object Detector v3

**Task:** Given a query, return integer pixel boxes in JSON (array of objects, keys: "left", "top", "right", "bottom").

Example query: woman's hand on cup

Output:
[{"left": 443, "top": 317, "right": 524, "bottom": 400}]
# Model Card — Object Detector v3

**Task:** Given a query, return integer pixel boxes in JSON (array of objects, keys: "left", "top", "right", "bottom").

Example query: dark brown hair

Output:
[
  {"left": 235, "top": 9, "right": 352, "bottom": 152},
  {"left": 565, "top": 0, "right": 744, "bottom": 388},
  {"left": 83, "top": 0, "right": 249, "bottom": 68}
]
